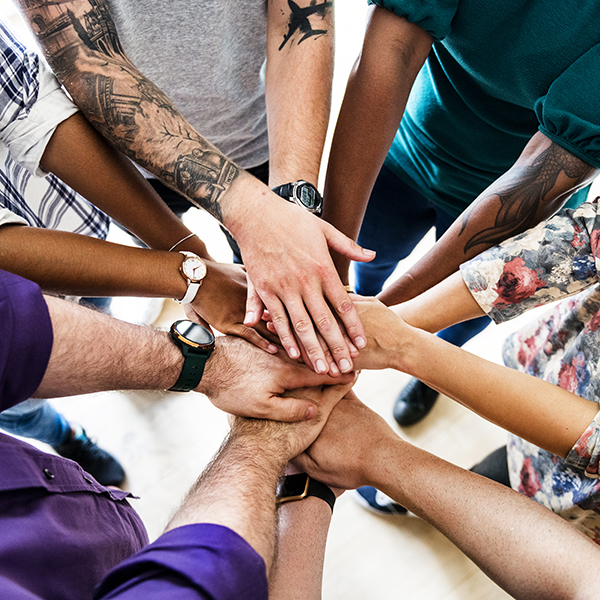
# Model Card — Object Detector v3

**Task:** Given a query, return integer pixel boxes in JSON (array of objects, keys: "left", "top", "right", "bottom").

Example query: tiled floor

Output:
[{"left": 4, "top": 1, "right": 597, "bottom": 598}]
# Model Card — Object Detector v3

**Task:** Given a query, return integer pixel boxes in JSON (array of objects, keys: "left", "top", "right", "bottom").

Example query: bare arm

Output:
[
  {"left": 35, "top": 294, "right": 353, "bottom": 422},
  {"left": 265, "top": 0, "right": 334, "bottom": 187},
  {"left": 352, "top": 297, "right": 597, "bottom": 459},
  {"left": 297, "top": 394, "right": 600, "bottom": 600},
  {"left": 18, "top": 0, "right": 374, "bottom": 375},
  {"left": 322, "top": 7, "right": 432, "bottom": 279},
  {"left": 379, "top": 133, "right": 599, "bottom": 305}
]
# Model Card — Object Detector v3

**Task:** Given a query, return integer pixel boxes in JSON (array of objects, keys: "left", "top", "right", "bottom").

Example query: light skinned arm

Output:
[
  {"left": 296, "top": 393, "right": 600, "bottom": 600},
  {"left": 34, "top": 294, "right": 354, "bottom": 422},
  {"left": 265, "top": 0, "right": 334, "bottom": 187},
  {"left": 379, "top": 133, "right": 599, "bottom": 306},
  {"left": 352, "top": 296, "right": 598, "bottom": 459},
  {"left": 165, "top": 381, "right": 353, "bottom": 569},
  {"left": 19, "top": 0, "right": 375, "bottom": 375},
  {"left": 322, "top": 7, "right": 432, "bottom": 280}
]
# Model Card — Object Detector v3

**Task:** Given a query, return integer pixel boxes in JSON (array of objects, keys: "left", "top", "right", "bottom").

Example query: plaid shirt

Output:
[{"left": 0, "top": 20, "right": 108, "bottom": 238}]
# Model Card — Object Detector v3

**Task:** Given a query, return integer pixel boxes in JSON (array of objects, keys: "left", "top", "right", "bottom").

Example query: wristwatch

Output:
[
  {"left": 276, "top": 473, "right": 336, "bottom": 512},
  {"left": 169, "top": 320, "right": 215, "bottom": 392},
  {"left": 272, "top": 180, "right": 323, "bottom": 216},
  {"left": 177, "top": 251, "right": 207, "bottom": 304}
]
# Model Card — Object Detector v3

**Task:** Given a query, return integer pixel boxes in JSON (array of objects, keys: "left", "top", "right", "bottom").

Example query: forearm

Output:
[
  {"left": 0, "top": 225, "right": 189, "bottom": 298},
  {"left": 18, "top": 0, "right": 244, "bottom": 224},
  {"left": 269, "top": 496, "right": 332, "bottom": 600},
  {"left": 379, "top": 133, "right": 598, "bottom": 305},
  {"left": 394, "top": 327, "right": 597, "bottom": 458},
  {"left": 322, "top": 8, "right": 431, "bottom": 278},
  {"left": 374, "top": 440, "right": 600, "bottom": 600},
  {"left": 165, "top": 432, "right": 287, "bottom": 570},
  {"left": 35, "top": 295, "right": 183, "bottom": 397},
  {"left": 265, "top": 0, "right": 334, "bottom": 187},
  {"left": 389, "top": 271, "right": 485, "bottom": 332},
  {"left": 41, "top": 112, "right": 211, "bottom": 258}
]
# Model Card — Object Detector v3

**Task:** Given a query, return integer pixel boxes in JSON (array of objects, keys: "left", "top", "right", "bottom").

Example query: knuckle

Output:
[
  {"left": 315, "top": 314, "right": 334, "bottom": 333},
  {"left": 293, "top": 318, "right": 312, "bottom": 335},
  {"left": 336, "top": 297, "right": 354, "bottom": 315}
]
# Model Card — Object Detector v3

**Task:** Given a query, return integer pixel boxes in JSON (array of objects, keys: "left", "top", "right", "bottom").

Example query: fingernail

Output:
[
  {"left": 267, "top": 344, "right": 278, "bottom": 354},
  {"left": 339, "top": 358, "right": 352, "bottom": 372},
  {"left": 244, "top": 312, "right": 255, "bottom": 325},
  {"left": 355, "top": 336, "right": 366, "bottom": 349},
  {"left": 329, "top": 362, "right": 340, "bottom": 376},
  {"left": 305, "top": 405, "right": 317, "bottom": 420},
  {"left": 364, "top": 249, "right": 376, "bottom": 258},
  {"left": 316, "top": 359, "right": 327, "bottom": 373},
  {"left": 289, "top": 347, "right": 300, "bottom": 359}
]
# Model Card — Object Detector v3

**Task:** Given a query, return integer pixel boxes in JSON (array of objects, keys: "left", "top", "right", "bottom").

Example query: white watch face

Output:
[{"left": 182, "top": 256, "right": 207, "bottom": 283}]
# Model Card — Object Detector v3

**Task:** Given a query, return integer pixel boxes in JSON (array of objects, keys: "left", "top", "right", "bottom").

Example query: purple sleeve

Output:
[
  {"left": 95, "top": 524, "right": 268, "bottom": 600},
  {"left": 0, "top": 269, "right": 53, "bottom": 411}
]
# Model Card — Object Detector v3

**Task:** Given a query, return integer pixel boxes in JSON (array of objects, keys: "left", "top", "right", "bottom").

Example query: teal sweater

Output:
[{"left": 370, "top": 0, "right": 600, "bottom": 216}]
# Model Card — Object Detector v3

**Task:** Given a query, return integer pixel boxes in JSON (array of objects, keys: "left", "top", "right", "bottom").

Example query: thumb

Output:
[
  {"left": 322, "top": 222, "right": 376, "bottom": 264},
  {"left": 265, "top": 396, "right": 318, "bottom": 422},
  {"left": 244, "top": 276, "right": 265, "bottom": 327}
]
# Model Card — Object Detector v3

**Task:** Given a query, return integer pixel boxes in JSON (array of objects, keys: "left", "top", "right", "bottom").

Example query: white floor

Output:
[{"left": 3, "top": 1, "right": 595, "bottom": 598}]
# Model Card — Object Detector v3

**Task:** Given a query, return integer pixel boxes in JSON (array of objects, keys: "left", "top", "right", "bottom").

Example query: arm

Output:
[
  {"left": 97, "top": 383, "right": 351, "bottom": 599},
  {"left": 322, "top": 7, "right": 432, "bottom": 279},
  {"left": 18, "top": 0, "right": 374, "bottom": 375},
  {"left": 265, "top": 0, "right": 334, "bottom": 187},
  {"left": 35, "top": 294, "right": 353, "bottom": 421},
  {"left": 379, "top": 133, "right": 599, "bottom": 305},
  {"left": 296, "top": 393, "right": 600, "bottom": 600},
  {"left": 352, "top": 296, "right": 598, "bottom": 459}
]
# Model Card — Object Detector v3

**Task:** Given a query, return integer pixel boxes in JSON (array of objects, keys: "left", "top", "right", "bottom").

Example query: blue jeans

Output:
[
  {"left": 355, "top": 165, "right": 490, "bottom": 347},
  {"left": 0, "top": 399, "right": 71, "bottom": 447}
]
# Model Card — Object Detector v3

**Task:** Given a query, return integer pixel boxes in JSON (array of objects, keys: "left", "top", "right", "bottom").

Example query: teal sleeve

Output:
[
  {"left": 367, "top": 0, "right": 459, "bottom": 40},
  {"left": 535, "top": 43, "right": 600, "bottom": 169}
]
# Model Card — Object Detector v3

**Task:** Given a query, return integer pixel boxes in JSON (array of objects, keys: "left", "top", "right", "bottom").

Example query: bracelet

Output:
[{"left": 169, "top": 233, "right": 197, "bottom": 252}]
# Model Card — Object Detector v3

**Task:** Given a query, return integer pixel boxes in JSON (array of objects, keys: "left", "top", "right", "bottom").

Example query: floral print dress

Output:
[{"left": 461, "top": 197, "right": 600, "bottom": 543}]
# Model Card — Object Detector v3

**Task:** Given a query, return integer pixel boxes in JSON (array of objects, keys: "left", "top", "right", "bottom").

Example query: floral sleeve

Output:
[
  {"left": 566, "top": 409, "right": 600, "bottom": 477},
  {"left": 460, "top": 198, "right": 600, "bottom": 323}
]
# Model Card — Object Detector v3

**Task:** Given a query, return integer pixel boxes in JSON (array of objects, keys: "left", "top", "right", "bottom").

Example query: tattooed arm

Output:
[
  {"left": 17, "top": 0, "right": 375, "bottom": 375},
  {"left": 378, "top": 132, "right": 599, "bottom": 305},
  {"left": 265, "top": 0, "right": 334, "bottom": 187},
  {"left": 322, "top": 7, "right": 433, "bottom": 281}
]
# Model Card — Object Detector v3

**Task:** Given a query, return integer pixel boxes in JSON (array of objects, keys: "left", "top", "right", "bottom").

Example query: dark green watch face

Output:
[{"left": 173, "top": 321, "right": 215, "bottom": 346}]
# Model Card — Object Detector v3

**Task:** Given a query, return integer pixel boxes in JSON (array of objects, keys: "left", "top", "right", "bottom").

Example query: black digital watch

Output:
[{"left": 272, "top": 180, "right": 323, "bottom": 216}]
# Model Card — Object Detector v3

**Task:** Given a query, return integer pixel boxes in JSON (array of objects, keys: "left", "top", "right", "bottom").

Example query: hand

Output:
[
  {"left": 235, "top": 192, "right": 375, "bottom": 374},
  {"left": 349, "top": 295, "right": 408, "bottom": 371},
  {"left": 230, "top": 380, "right": 354, "bottom": 462},
  {"left": 197, "top": 335, "right": 356, "bottom": 422},
  {"left": 294, "top": 391, "right": 400, "bottom": 490},
  {"left": 186, "top": 260, "right": 279, "bottom": 354}
]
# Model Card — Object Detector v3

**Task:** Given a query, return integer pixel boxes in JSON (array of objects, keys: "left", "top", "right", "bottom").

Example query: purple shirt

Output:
[{"left": 0, "top": 270, "right": 268, "bottom": 599}]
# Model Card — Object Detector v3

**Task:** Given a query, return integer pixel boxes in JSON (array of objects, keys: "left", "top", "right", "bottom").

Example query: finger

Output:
[
  {"left": 259, "top": 395, "right": 318, "bottom": 422},
  {"left": 322, "top": 281, "right": 367, "bottom": 352},
  {"left": 229, "top": 324, "right": 279, "bottom": 354},
  {"left": 281, "top": 298, "right": 330, "bottom": 374},
  {"left": 261, "top": 295, "right": 302, "bottom": 361},
  {"left": 318, "top": 380, "right": 355, "bottom": 418},
  {"left": 314, "top": 329, "right": 341, "bottom": 377},
  {"left": 303, "top": 294, "right": 354, "bottom": 373},
  {"left": 285, "top": 365, "right": 355, "bottom": 389},
  {"left": 244, "top": 276, "right": 266, "bottom": 327},
  {"left": 323, "top": 221, "right": 376, "bottom": 264}
]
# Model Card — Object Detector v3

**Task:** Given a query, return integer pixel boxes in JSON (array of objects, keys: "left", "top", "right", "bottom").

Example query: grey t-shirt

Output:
[{"left": 107, "top": 0, "right": 269, "bottom": 169}]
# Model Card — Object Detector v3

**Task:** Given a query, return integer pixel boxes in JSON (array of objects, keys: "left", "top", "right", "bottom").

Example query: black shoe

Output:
[
  {"left": 54, "top": 428, "right": 125, "bottom": 487},
  {"left": 393, "top": 378, "right": 439, "bottom": 426}
]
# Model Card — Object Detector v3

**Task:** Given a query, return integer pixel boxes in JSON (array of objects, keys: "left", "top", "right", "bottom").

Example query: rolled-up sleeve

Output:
[
  {"left": 367, "top": 0, "right": 459, "bottom": 40},
  {"left": 565, "top": 410, "right": 600, "bottom": 478},
  {"left": 461, "top": 199, "right": 600, "bottom": 323},
  {"left": 535, "top": 43, "right": 600, "bottom": 169},
  {"left": 95, "top": 524, "right": 268, "bottom": 600},
  {"left": 0, "top": 20, "right": 78, "bottom": 176}
]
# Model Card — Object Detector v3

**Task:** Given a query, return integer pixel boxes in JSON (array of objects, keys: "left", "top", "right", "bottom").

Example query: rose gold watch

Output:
[{"left": 176, "top": 251, "right": 207, "bottom": 304}]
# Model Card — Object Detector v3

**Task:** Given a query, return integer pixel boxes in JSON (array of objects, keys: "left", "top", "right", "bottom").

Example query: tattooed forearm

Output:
[
  {"left": 278, "top": 0, "right": 333, "bottom": 51},
  {"left": 461, "top": 143, "right": 594, "bottom": 252},
  {"left": 18, "top": 0, "right": 237, "bottom": 221}
]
